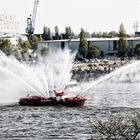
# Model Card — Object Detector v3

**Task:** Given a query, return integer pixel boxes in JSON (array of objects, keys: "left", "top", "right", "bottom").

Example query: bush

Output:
[
  {"left": 88, "top": 64, "right": 93, "bottom": 67},
  {"left": 89, "top": 113, "right": 140, "bottom": 140}
]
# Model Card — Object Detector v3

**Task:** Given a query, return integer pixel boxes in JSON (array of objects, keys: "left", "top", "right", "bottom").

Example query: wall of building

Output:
[
  {"left": 37, "top": 38, "right": 140, "bottom": 56},
  {"left": 132, "top": 40, "right": 140, "bottom": 48},
  {"left": 89, "top": 40, "right": 110, "bottom": 54},
  {"left": 68, "top": 41, "right": 79, "bottom": 52}
]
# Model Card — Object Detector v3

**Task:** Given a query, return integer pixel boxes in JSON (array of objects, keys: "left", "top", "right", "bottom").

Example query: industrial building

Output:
[
  {"left": 0, "top": 12, "right": 19, "bottom": 33},
  {"left": 37, "top": 37, "right": 140, "bottom": 57}
]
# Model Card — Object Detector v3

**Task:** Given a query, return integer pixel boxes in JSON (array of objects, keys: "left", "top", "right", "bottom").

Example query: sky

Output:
[{"left": 0, "top": 0, "right": 140, "bottom": 34}]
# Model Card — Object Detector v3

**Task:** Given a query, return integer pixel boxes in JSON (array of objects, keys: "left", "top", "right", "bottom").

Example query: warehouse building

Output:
[{"left": 37, "top": 37, "right": 140, "bottom": 57}]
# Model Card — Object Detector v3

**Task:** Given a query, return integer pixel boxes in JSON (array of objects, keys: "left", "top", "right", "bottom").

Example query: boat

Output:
[
  {"left": 64, "top": 80, "right": 81, "bottom": 93},
  {"left": 19, "top": 91, "right": 87, "bottom": 107}
]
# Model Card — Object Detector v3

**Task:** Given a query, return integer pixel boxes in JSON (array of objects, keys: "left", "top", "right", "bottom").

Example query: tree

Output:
[
  {"left": 108, "top": 31, "right": 119, "bottom": 37},
  {"left": 102, "top": 32, "right": 109, "bottom": 38},
  {"left": 18, "top": 39, "right": 31, "bottom": 61},
  {"left": 92, "top": 31, "right": 119, "bottom": 38},
  {"left": 62, "top": 26, "right": 74, "bottom": 39},
  {"left": 92, "top": 32, "right": 98, "bottom": 38},
  {"left": 87, "top": 45, "right": 100, "bottom": 59},
  {"left": 118, "top": 23, "right": 128, "bottom": 58},
  {"left": 54, "top": 26, "right": 60, "bottom": 40},
  {"left": 30, "top": 35, "right": 39, "bottom": 52},
  {"left": 18, "top": 39, "right": 31, "bottom": 53},
  {"left": 12, "top": 48, "right": 22, "bottom": 60},
  {"left": 78, "top": 28, "right": 88, "bottom": 58},
  {"left": 90, "top": 113, "right": 140, "bottom": 140},
  {"left": 53, "top": 25, "right": 61, "bottom": 40},
  {"left": 0, "top": 39, "right": 14, "bottom": 56},
  {"left": 134, "top": 44, "right": 140, "bottom": 59},
  {"left": 42, "top": 26, "right": 51, "bottom": 40},
  {"left": 85, "top": 31, "right": 91, "bottom": 38},
  {"left": 41, "top": 44, "right": 49, "bottom": 56},
  {"left": 55, "top": 26, "right": 59, "bottom": 36}
]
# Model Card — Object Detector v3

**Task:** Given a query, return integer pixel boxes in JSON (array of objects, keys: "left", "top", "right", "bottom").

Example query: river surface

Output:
[
  {"left": 0, "top": 105, "right": 139, "bottom": 140},
  {"left": 1, "top": 82, "right": 140, "bottom": 140}
]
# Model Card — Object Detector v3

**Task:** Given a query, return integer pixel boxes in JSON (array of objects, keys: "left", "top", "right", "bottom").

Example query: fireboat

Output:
[{"left": 19, "top": 90, "right": 87, "bottom": 107}]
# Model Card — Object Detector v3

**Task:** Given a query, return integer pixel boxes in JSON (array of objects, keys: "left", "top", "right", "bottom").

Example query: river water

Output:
[
  {"left": 0, "top": 51, "right": 140, "bottom": 139},
  {"left": 1, "top": 104, "right": 139, "bottom": 140},
  {"left": 1, "top": 82, "right": 140, "bottom": 140}
]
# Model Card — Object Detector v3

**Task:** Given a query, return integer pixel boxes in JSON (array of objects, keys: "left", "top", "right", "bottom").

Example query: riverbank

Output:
[{"left": 72, "top": 59, "right": 132, "bottom": 82}]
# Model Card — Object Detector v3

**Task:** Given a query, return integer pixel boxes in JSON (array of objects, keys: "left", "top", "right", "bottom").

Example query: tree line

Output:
[
  {"left": 0, "top": 23, "right": 140, "bottom": 61},
  {"left": 41, "top": 25, "right": 131, "bottom": 41},
  {"left": 41, "top": 24, "right": 140, "bottom": 60},
  {"left": 78, "top": 23, "right": 140, "bottom": 60},
  {"left": 0, "top": 36, "right": 40, "bottom": 61}
]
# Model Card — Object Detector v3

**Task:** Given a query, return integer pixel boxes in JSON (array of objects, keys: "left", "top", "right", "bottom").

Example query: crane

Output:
[{"left": 25, "top": 0, "right": 39, "bottom": 39}]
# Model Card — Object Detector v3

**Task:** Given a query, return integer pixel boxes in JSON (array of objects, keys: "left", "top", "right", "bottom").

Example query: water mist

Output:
[{"left": 0, "top": 49, "right": 76, "bottom": 105}]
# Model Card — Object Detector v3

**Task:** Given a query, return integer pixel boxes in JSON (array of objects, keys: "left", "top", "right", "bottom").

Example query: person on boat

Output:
[
  {"left": 54, "top": 90, "right": 68, "bottom": 101},
  {"left": 60, "top": 91, "right": 68, "bottom": 101},
  {"left": 54, "top": 90, "right": 61, "bottom": 101}
]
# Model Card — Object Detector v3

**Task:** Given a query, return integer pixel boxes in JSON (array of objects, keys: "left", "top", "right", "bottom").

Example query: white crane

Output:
[{"left": 25, "top": 0, "right": 39, "bottom": 39}]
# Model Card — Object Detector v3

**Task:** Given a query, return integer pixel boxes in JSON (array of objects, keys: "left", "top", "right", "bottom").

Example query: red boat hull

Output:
[{"left": 19, "top": 96, "right": 86, "bottom": 107}]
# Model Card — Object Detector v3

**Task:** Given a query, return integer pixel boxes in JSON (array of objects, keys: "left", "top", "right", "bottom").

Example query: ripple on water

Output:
[{"left": 0, "top": 105, "right": 139, "bottom": 140}]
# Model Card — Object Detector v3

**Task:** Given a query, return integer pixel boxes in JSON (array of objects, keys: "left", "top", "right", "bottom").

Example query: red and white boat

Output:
[{"left": 19, "top": 91, "right": 87, "bottom": 107}]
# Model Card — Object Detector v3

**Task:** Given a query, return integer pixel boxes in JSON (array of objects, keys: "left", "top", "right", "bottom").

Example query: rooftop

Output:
[{"left": 39, "top": 37, "right": 140, "bottom": 43}]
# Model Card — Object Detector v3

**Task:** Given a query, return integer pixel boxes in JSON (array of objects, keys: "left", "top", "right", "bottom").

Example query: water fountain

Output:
[
  {"left": 81, "top": 60, "right": 140, "bottom": 108},
  {"left": 0, "top": 47, "right": 140, "bottom": 107},
  {"left": 0, "top": 49, "right": 76, "bottom": 105}
]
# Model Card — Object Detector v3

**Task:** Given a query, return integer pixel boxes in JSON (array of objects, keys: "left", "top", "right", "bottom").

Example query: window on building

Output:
[
  {"left": 113, "top": 41, "right": 117, "bottom": 50},
  {"left": 61, "top": 42, "right": 65, "bottom": 49}
]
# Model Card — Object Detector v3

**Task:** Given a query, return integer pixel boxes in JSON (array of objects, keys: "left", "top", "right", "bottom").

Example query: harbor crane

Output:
[{"left": 25, "top": 0, "right": 39, "bottom": 39}]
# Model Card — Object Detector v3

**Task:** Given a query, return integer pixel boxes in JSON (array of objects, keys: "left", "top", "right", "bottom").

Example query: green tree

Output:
[
  {"left": 85, "top": 31, "right": 91, "bottom": 38},
  {"left": 78, "top": 28, "right": 88, "bottom": 58},
  {"left": 12, "top": 48, "right": 22, "bottom": 60},
  {"left": 64, "top": 26, "right": 73, "bottom": 39},
  {"left": 108, "top": 31, "right": 119, "bottom": 37},
  {"left": 102, "top": 32, "right": 109, "bottom": 38},
  {"left": 42, "top": 26, "right": 51, "bottom": 40},
  {"left": 41, "top": 44, "right": 49, "bottom": 56},
  {"left": 92, "top": 32, "right": 98, "bottom": 38},
  {"left": 18, "top": 39, "right": 31, "bottom": 53},
  {"left": 62, "top": 26, "right": 76, "bottom": 39},
  {"left": 87, "top": 45, "right": 100, "bottom": 59},
  {"left": 134, "top": 44, "right": 140, "bottom": 59},
  {"left": 118, "top": 23, "right": 128, "bottom": 58},
  {"left": 30, "top": 35, "right": 39, "bottom": 52},
  {"left": 18, "top": 39, "right": 31, "bottom": 61},
  {"left": 55, "top": 26, "right": 59, "bottom": 37},
  {"left": 53, "top": 25, "right": 61, "bottom": 40},
  {"left": 0, "top": 39, "right": 14, "bottom": 56}
]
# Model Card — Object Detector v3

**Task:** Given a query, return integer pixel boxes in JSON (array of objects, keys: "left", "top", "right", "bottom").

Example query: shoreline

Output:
[{"left": 72, "top": 59, "right": 133, "bottom": 82}]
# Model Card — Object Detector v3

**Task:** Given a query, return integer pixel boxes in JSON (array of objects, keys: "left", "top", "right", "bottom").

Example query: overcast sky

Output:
[{"left": 0, "top": 0, "right": 140, "bottom": 34}]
